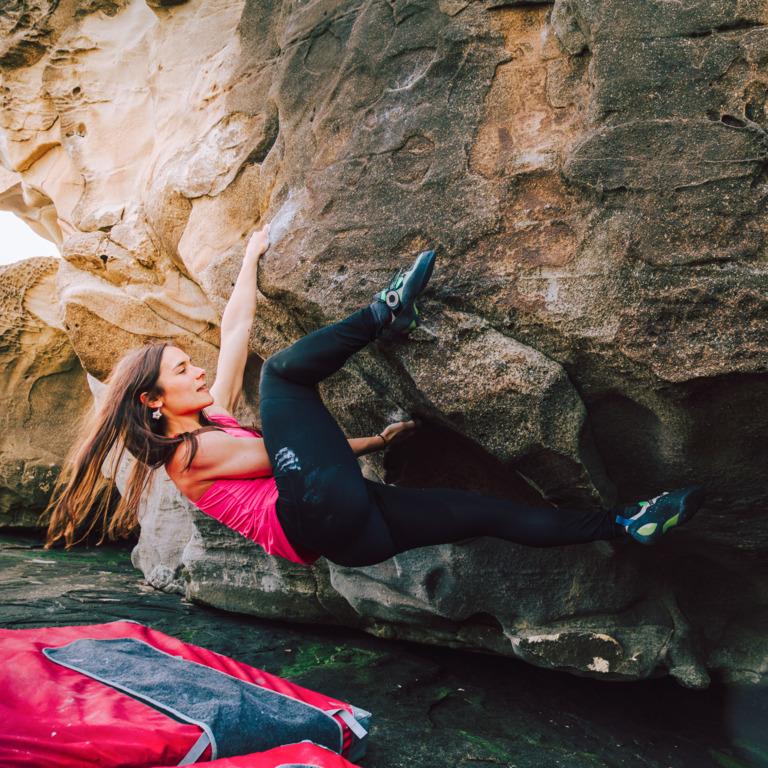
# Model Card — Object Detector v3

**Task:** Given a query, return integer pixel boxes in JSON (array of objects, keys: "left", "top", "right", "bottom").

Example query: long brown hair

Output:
[{"left": 45, "top": 342, "right": 224, "bottom": 548}]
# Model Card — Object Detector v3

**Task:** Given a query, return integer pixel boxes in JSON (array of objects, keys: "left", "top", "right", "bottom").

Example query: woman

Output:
[{"left": 46, "top": 225, "right": 704, "bottom": 566}]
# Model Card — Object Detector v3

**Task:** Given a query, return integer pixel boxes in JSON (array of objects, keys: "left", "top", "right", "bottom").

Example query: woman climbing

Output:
[{"left": 46, "top": 225, "right": 704, "bottom": 566}]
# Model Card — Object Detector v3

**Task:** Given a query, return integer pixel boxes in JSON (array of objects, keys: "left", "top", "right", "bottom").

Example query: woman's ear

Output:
[{"left": 140, "top": 392, "right": 163, "bottom": 409}]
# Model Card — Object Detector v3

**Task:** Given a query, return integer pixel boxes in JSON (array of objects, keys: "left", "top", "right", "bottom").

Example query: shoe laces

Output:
[
  {"left": 640, "top": 491, "right": 667, "bottom": 508},
  {"left": 387, "top": 267, "right": 403, "bottom": 291}
]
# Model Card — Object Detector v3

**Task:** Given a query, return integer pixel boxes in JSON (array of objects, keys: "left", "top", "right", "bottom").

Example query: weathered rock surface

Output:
[
  {"left": 0, "top": 257, "right": 92, "bottom": 527},
  {"left": 1, "top": 0, "right": 767, "bottom": 687}
]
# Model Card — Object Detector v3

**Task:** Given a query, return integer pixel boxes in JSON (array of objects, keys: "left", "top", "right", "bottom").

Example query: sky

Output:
[{"left": 0, "top": 211, "right": 60, "bottom": 265}]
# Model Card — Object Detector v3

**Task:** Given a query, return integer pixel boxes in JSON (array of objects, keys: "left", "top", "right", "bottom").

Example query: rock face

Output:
[
  {"left": 1, "top": 0, "right": 767, "bottom": 687},
  {"left": 0, "top": 257, "right": 92, "bottom": 527}
]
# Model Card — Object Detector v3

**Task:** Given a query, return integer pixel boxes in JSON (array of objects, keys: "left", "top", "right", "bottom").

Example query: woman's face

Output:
[{"left": 153, "top": 346, "right": 214, "bottom": 416}]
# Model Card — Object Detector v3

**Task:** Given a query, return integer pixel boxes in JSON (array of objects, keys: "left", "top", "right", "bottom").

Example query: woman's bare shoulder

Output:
[{"left": 165, "top": 432, "right": 224, "bottom": 501}]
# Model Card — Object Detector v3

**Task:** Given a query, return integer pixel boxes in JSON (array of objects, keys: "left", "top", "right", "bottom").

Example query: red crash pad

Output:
[{"left": 0, "top": 621, "right": 367, "bottom": 768}]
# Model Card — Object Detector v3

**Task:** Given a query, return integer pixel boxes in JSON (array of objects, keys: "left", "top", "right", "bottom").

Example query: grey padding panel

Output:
[{"left": 44, "top": 638, "right": 343, "bottom": 760}]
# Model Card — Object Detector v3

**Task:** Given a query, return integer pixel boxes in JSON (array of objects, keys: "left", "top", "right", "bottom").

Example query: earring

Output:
[{"left": 152, "top": 407, "right": 163, "bottom": 420}]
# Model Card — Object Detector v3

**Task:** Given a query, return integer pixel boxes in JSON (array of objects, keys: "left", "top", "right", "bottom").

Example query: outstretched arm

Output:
[{"left": 209, "top": 225, "right": 270, "bottom": 414}]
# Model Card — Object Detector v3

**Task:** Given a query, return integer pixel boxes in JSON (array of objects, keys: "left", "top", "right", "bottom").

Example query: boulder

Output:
[{"left": 1, "top": 0, "right": 767, "bottom": 686}]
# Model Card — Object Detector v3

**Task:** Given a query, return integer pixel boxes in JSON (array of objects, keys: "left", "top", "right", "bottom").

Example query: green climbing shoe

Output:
[
  {"left": 374, "top": 250, "right": 436, "bottom": 334},
  {"left": 616, "top": 485, "right": 705, "bottom": 545}
]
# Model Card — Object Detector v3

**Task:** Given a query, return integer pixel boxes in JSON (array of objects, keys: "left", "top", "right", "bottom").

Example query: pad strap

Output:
[
  {"left": 326, "top": 708, "right": 368, "bottom": 739},
  {"left": 178, "top": 732, "right": 210, "bottom": 766}
]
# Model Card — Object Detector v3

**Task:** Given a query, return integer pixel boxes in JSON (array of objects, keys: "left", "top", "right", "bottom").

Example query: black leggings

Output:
[{"left": 259, "top": 308, "right": 624, "bottom": 567}]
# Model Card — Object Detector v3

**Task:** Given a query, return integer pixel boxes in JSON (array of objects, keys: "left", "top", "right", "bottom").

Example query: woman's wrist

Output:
[
  {"left": 376, "top": 433, "right": 388, "bottom": 450},
  {"left": 241, "top": 251, "right": 262, "bottom": 273}
]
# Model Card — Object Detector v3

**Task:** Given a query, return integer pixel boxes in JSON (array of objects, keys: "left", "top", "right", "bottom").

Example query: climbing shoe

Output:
[
  {"left": 374, "top": 250, "right": 436, "bottom": 334},
  {"left": 616, "top": 485, "right": 705, "bottom": 545}
]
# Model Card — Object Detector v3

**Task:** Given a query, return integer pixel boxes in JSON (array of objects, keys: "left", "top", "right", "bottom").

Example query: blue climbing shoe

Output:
[
  {"left": 616, "top": 485, "right": 705, "bottom": 545},
  {"left": 374, "top": 250, "right": 436, "bottom": 334}
]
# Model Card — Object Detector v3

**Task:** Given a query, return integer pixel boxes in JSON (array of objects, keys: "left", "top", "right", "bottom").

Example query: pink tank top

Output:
[{"left": 191, "top": 413, "right": 318, "bottom": 566}]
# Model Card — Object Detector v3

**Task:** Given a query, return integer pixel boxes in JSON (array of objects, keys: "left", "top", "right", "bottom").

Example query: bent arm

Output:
[
  {"left": 178, "top": 420, "right": 418, "bottom": 489},
  {"left": 209, "top": 225, "right": 270, "bottom": 414}
]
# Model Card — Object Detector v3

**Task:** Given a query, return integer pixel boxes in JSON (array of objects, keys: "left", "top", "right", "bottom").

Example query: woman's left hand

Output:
[{"left": 379, "top": 418, "right": 420, "bottom": 448}]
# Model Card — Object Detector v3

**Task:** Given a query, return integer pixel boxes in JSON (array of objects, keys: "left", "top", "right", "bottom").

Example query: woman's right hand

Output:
[
  {"left": 245, "top": 223, "right": 270, "bottom": 262},
  {"left": 379, "top": 418, "right": 420, "bottom": 447}
]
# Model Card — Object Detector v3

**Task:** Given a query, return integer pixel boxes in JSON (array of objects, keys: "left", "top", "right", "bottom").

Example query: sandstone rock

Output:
[
  {"left": 1, "top": 0, "right": 767, "bottom": 687},
  {"left": 0, "top": 257, "right": 91, "bottom": 527}
]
